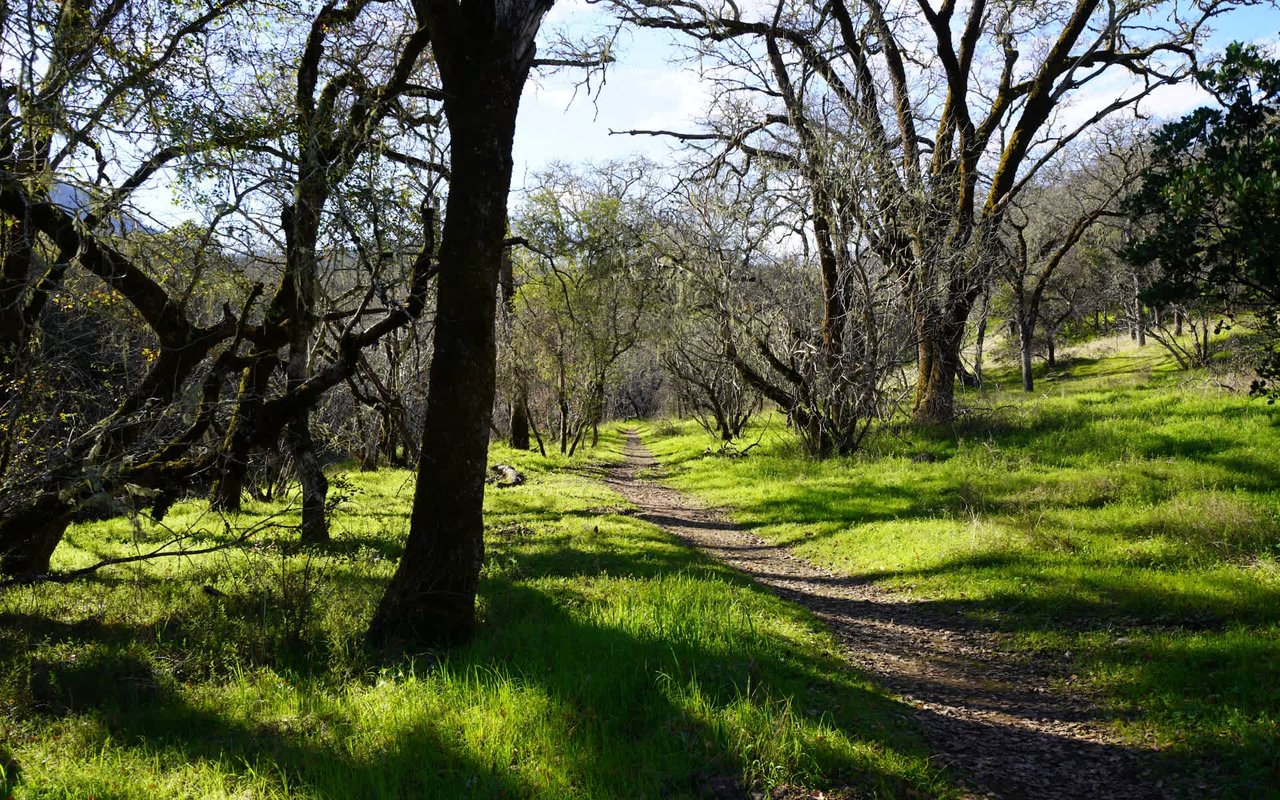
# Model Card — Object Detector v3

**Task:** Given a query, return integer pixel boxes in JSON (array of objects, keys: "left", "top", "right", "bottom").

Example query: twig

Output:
[{"left": 0, "top": 506, "right": 293, "bottom": 590}]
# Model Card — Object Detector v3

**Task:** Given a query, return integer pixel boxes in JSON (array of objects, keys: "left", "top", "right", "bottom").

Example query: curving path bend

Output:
[{"left": 604, "top": 431, "right": 1165, "bottom": 800}]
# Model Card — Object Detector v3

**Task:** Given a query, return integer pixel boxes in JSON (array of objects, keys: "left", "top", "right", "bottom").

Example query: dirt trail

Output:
[{"left": 605, "top": 431, "right": 1165, "bottom": 800}]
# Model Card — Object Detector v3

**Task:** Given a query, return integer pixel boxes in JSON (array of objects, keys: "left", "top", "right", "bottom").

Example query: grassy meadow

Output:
[
  {"left": 2, "top": 335, "right": 1277, "bottom": 798},
  {"left": 640, "top": 337, "right": 1280, "bottom": 796},
  {"left": 0, "top": 431, "right": 949, "bottom": 798}
]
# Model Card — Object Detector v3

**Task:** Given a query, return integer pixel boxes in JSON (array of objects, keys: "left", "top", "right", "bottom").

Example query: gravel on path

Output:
[{"left": 605, "top": 431, "right": 1165, "bottom": 800}]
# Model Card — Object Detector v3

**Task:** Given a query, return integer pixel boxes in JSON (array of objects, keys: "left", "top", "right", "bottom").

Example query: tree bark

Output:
[
  {"left": 973, "top": 289, "right": 989, "bottom": 387},
  {"left": 0, "top": 217, "right": 35, "bottom": 394},
  {"left": 912, "top": 309, "right": 967, "bottom": 424},
  {"left": 1020, "top": 320, "right": 1035, "bottom": 392},
  {"left": 500, "top": 250, "right": 531, "bottom": 450},
  {"left": 557, "top": 358, "right": 569, "bottom": 454},
  {"left": 509, "top": 387, "right": 531, "bottom": 450},
  {"left": 0, "top": 492, "right": 75, "bottom": 577},
  {"left": 913, "top": 342, "right": 958, "bottom": 424},
  {"left": 283, "top": 195, "right": 328, "bottom": 542},
  {"left": 1133, "top": 275, "right": 1146, "bottom": 347},
  {"left": 288, "top": 416, "right": 329, "bottom": 544},
  {"left": 211, "top": 357, "right": 275, "bottom": 512},
  {"left": 367, "top": 11, "right": 541, "bottom": 646},
  {"left": 526, "top": 396, "right": 547, "bottom": 457}
]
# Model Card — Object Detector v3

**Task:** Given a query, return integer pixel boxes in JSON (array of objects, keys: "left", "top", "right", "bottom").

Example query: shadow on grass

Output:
[
  {"left": 750, "top": 546, "right": 1280, "bottom": 629},
  {"left": 736, "top": 540, "right": 1280, "bottom": 798},
  {"left": 0, "top": 510, "right": 950, "bottom": 799},
  {"left": 91, "top": 682, "right": 528, "bottom": 799},
  {"left": 2, "top": 579, "right": 933, "bottom": 798}
]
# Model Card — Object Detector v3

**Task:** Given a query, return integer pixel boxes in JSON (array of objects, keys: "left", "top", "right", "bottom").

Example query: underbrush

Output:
[
  {"left": 0, "top": 442, "right": 948, "bottom": 798},
  {"left": 638, "top": 341, "right": 1280, "bottom": 798}
]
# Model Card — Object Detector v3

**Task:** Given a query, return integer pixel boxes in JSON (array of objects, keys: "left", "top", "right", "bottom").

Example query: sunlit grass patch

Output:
[
  {"left": 637, "top": 339, "right": 1280, "bottom": 797},
  {"left": 0, "top": 440, "right": 950, "bottom": 798}
]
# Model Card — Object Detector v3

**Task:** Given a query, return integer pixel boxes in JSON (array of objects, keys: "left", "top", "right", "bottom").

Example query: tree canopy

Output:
[{"left": 1128, "top": 42, "right": 1280, "bottom": 396}]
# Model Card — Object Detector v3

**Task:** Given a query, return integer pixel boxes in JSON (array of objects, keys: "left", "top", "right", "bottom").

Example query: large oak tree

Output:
[
  {"left": 612, "top": 0, "right": 1239, "bottom": 424},
  {"left": 366, "top": 0, "right": 559, "bottom": 647}
]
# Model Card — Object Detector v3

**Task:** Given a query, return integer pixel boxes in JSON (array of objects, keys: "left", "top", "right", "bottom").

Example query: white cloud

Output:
[{"left": 633, "top": 68, "right": 712, "bottom": 131}]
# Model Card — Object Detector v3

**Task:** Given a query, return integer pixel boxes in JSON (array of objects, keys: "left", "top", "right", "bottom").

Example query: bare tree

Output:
[
  {"left": 1000, "top": 138, "right": 1140, "bottom": 391},
  {"left": 653, "top": 180, "right": 767, "bottom": 443},
  {"left": 662, "top": 318, "right": 758, "bottom": 443},
  {"left": 0, "top": 0, "right": 444, "bottom": 576},
  {"left": 0, "top": 0, "right": 254, "bottom": 575},
  {"left": 208, "top": 1, "right": 442, "bottom": 549},
  {"left": 650, "top": 162, "right": 908, "bottom": 457},
  {"left": 611, "top": 0, "right": 1239, "bottom": 423},
  {"left": 508, "top": 161, "right": 657, "bottom": 455}
]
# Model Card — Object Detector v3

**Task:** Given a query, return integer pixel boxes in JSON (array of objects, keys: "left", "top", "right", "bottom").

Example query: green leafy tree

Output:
[
  {"left": 508, "top": 162, "right": 658, "bottom": 455},
  {"left": 1127, "top": 43, "right": 1280, "bottom": 395}
]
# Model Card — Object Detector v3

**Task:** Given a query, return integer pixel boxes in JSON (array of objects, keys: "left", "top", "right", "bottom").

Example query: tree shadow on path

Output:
[{"left": 609, "top": 431, "right": 1228, "bottom": 800}]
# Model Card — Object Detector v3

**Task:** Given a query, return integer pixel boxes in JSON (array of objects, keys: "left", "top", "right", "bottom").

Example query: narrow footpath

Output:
[{"left": 604, "top": 431, "right": 1166, "bottom": 800}]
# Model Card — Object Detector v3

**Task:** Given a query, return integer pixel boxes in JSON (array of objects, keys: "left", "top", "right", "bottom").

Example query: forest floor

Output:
[
  {"left": 608, "top": 430, "right": 1165, "bottom": 799},
  {"left": 0, "top": 437, "right": 953, "bottom": 799},
  {"left": 636, "top": 335, "right": 1279, "bottom": 799},
  {"left": 1, "top": 336, "right": 1276, "bottom": 799}
]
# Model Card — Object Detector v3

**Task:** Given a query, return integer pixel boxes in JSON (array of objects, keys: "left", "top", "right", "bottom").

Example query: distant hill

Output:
[{"left": 49, "top": 182, "right": 157, "bottom": 235}]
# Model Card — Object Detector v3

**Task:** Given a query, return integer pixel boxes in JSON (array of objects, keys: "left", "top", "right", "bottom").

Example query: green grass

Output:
[
  {"left": 637, "top": 339, "right": 1280, "bottom": 797},
  {"left": 0, "top": 439, "right": 950, "bottom": 798}
]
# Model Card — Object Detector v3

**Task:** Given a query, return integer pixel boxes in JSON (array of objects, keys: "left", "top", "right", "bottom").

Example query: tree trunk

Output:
[
  {"left": 913, "top": 345, "right": 957, "bottom": 424},
  {"left": 0, "top": 492, "right": 74, "bottom": 578},
  {"left": 973, "top": 291, "right": 989, "bottom": 387},
  {"left": 568, "top": 420, "right": 586, "bottom": 457},
  {"left": 912, "top": 314, "right": 965, "bottom": 424},
  {"left": 367, "top": 36, "right": 532, "bottom": 647},
  {"left": 499, "top": 250, "right": 530, "bottom": 451},
  {"left": 509, "top": 385, "right": 530, "bottom": 449},
  {"left": 589, "top": 381, "right": 605, "bottom": 449},
  {"left": 211, "top": 356, "right": 274, "bottom": 512},
  {"left": 283, "top": 193, "right": 328, "bottom": 542},
  {"left": 526, "top": 397, "right": 547, "bottom": 457},
  {"left": 0, "top": 217, "right": 35, "bottom": 397},
  {"left": 288, "top": 416, "right": 329, "bottom": 544},
  {"left": 1133, "top": 276, "right": 1146, "bottom": 347},
  {"left": 712, "top": 397, "right": 733, "bottom": 442},
  {"left": 557, "top": 374, "right": 569, "bottom": 454},
  {"left": 1020, "top": 318, "right": 1035, "bottom": 392},
  {"left": 1046, "top": 332, "right": 1056, "bottom": 368},
  {"left": 376, "top": 410, "right": 393, "bottom": 467}
]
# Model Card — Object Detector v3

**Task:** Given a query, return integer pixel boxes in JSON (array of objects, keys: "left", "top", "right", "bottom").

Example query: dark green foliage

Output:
[{"left": 1127, "top": 42, "right": 1280, "bottom": 396}]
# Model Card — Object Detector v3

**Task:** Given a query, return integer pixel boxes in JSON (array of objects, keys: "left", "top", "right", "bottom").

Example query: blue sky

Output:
[
  {"left": 125, "top": 2, "right": 1279, "bottom": 226},
  {"left": 511, "top": 1, "right": 1280, "bottom": 191},
  {"left": 512, "top": 4, "right": 702, "bottom": 190}
]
